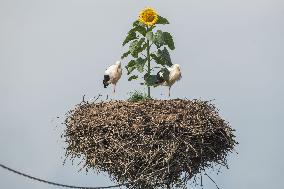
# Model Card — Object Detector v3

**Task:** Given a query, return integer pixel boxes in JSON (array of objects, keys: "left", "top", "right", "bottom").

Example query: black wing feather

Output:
[
  {"left": 155, "top": 70, "right": 165, "bottom": 84},
  {"left": 103, "top": 75, "right": 110, "bottom": 88}
]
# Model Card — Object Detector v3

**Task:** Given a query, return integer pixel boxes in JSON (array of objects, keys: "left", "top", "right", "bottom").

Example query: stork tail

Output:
[{"left": 103, "top": 75, "right": 110, "bottom": 88}]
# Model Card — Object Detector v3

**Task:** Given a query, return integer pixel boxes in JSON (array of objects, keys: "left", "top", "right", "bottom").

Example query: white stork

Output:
[
  {"left": 156, "top": 64, "right": 182, "bottom": 97},
  {"left": 103, "top": 61, "right": 122, "bottom": 93}
]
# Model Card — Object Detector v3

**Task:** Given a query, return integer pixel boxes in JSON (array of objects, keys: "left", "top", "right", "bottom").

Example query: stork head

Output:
[
  {"left": 173, "top": 64, "right": 181, "bottom": 72},
  {"left": 115, "top": 60, "right": 121, "bottom": 68}
]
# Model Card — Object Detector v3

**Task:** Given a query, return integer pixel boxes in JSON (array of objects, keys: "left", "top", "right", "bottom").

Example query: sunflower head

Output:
[{"left": 138, "top": 7, "right": 158, "bottom": 26}]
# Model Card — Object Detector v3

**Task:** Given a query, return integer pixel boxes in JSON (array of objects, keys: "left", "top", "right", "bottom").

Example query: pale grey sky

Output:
[{"left": 0, "top": 0, "right": 284, "bottom": 188}]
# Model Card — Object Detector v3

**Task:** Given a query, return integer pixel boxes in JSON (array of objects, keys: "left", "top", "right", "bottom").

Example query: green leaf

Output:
[
  {"left": 153, "top": 30, "right": 165, "bottom": 48},
  {"left": 150, "top": 53, "right": 159, "bottom": 63},
  {"left": 127, "top": 60, "right": 136, "bottom": 67},
  {"left": 146, "top": 31, "right": 154, "bottom": 41},
  {"left": 135, "top": 57, "right": 147, "bottom": 73},
  {"left": 141, "top": 43, "right": 147, "bottom": 51},
  {"left": 144, "top": 74, "right": 158, "bottom": 86},
  {"left": 151, "top": 47, "right": 172, "bottom": 67},
  {"left": 135, "top": 26, "right": 147, "bottom": 36},
  {"left": 151, "top": 30, "right": 175, "bottom": 50},
  {"left": 129, "top": 25, "right": 147, "bottom": 37},
  {"left": 125, "top": 57, "right": 146, "bottom": 74},
  {"left": 163, "top": 32, "right": 175, "bottom": 50},
  {"left": 125, "top": 60, "right": 136, "bottom": 75},
  {"left": 128, "top": 75, "right": 138, "bottom": 81},
  {"left": 127, "top": 67, "right": 136, "bottom": 75},
  {"left": 123, "top": 32, "right": 137, "bottom": 46},
  {"left": 121, "top": 51, "right": 130, "bottom": 59},
  {"left": 151, "top": 53, "right": 166, "bottom": 67},
  {"left": 157, "top": 47, "right": 172, "bottom": 67},
  {"left": 156, "top": 15, "right": 170, "bottom": 25},
  {"left": 133, "top": 20, "right": 140, "bottom": 27},
  {"left": 133, "top": 20, "right": 145, "bottom": 27},
  {"left": 149, "top": 25, "right": 156, "bottom": 31},
  {"left": 129, "top": 40, "right": 139, "bottom": 57},
  {"left": 129, "top": 38, "right": 146, "bottom": 58}
]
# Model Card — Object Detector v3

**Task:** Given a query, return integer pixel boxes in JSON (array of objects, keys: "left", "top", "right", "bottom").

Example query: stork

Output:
[
  {"left": 155, "top": 64, "right": 182, "bottom": 97},
  {"left": 103, "top": 61, "right": 122, "bottom": 93}
]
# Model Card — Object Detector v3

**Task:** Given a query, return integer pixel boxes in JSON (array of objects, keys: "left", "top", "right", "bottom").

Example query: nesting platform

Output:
[{"left": 63, "top": 99, "right": 237, "bottom": 188}]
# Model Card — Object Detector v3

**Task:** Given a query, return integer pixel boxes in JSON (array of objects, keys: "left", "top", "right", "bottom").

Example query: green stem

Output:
[{"left": 146, "top": 27, "right": 151, "bottom": 98}]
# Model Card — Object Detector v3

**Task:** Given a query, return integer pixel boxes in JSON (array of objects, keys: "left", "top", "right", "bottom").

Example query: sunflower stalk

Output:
[{"left": 146, "top": 26, "right": 151, "bottom": 98}]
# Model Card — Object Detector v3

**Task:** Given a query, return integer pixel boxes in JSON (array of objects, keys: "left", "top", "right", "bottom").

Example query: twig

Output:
[
  {"left": 94, "top": 94, "right": 102, "bottom": 102},
  {"left": 204, "top": 172, "right": 220, "bottom": 189},
  {"left": 82, "top": 94, "right": 86, "bottom": 102}
]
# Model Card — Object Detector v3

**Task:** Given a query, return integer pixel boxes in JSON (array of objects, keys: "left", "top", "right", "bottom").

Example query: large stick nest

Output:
[{"left": 63, "top": 99, "right": 237, "bottom": 188}]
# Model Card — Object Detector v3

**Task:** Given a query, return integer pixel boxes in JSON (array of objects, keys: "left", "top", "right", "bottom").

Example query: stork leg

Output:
[
  {"left": 113, "top": 84, "right": 116, "bottom": 93},
  {"left": 168, "top": 86, "right": 171, "bottom": 97}
]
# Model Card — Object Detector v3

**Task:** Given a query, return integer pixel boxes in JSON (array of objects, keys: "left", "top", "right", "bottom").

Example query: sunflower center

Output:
[{"left": 145, "top": 14, "right": 155, "bottom": 22}]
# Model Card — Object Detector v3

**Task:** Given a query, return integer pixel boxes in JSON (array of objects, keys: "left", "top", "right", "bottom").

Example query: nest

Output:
[{"left": 63, "top": 99, "right": 237, "bottom": 188}]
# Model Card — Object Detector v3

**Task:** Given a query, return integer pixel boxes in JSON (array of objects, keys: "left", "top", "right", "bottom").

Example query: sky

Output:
[{"left": 0, "top": 0, "right": 284, "bottom": 188}]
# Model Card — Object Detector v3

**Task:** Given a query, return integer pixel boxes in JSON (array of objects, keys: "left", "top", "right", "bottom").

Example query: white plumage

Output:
[
  {"left": 156, "top": 64, "right": 182, "bottom": 97},
  {"left": 103, "top": 61, "right": 122, "bottom": 93}
]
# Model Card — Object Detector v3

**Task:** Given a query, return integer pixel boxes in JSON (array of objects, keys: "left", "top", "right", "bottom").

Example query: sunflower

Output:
[{"left": 138, "top": 7, "right": 158, "bottom": 26}]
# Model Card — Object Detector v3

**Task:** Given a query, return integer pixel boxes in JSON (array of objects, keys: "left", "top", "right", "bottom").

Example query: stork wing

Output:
[
  {"left": 104, "top": 65, "right": 117, "bottom": 75},
  {"left": 160, "top": 68, "right": 170, "bottom": 82}
]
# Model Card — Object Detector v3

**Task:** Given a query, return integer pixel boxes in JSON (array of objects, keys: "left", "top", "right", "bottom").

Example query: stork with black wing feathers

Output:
[
  {"left": 103, "top": 61, "right": 122, "bottom": 93},
  {"left": 155, "top": 64, "right": 182, "bottom": 97}
]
